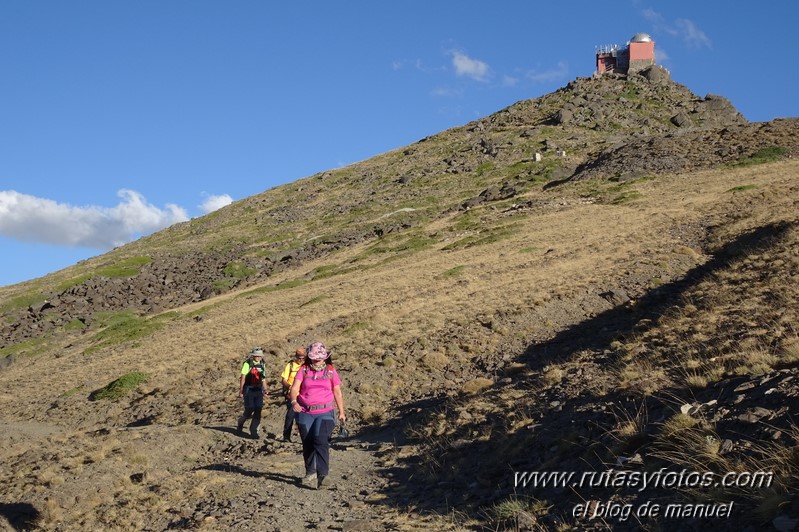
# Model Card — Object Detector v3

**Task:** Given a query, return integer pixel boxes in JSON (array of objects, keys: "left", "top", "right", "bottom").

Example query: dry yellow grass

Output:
[{"left": 1, "top": 157, "right": 798, "bottom": 530}]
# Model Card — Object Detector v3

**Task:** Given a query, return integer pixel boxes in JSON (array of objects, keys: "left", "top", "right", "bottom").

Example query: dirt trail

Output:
[
  {"left": 0, "top": 406, "right": 457, "bottom": 531},
  {"left": 196, "top": 434, "right": 400, "bottom": 531},
  {"left": 185, "top": 400, "right": 461, "bottom": 532}
]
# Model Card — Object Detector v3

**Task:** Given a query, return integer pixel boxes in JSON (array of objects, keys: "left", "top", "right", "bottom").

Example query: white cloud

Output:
[
  {"left": 525, "top": 61, "right": 569, "bottom": 83},
  {"left": 655, "top": 47, "right": 670, "bottom": 64},
  {"left": 675, "top": 18, "right": 712, "bottom": 48},
  {"left": 431, "top": 86, "right": 463, "bottom": 98},
  {"left": 199, "top": 193, "right": 233, "bottom": 214},
  {"left": 501, "top": 75, "right": 519, "bottom": 88},
  {"left": 0, "top": 189, "right": 189, "bottom": 249},
  {"left": 450, "top": 50, "right": 490, "bottom": 81},
  {"left": 641, "top": 8, "right": 711, "bottom": 49},
  {"left": 642, "top": 7, "right": 665, "bottom": 26}
]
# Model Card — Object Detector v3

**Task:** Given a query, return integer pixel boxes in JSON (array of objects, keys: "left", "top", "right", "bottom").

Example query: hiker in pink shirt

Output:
[{"left": 289, "top": 342, "right": 347, "bottom": 489}]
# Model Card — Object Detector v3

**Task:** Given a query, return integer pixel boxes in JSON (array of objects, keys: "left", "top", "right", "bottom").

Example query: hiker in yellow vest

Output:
[
  {"left": 237, "top": 347, "right": 268, "bottom": 439},
  {"left": 280, "top": 347, "right": 306, "bottom": 441}
]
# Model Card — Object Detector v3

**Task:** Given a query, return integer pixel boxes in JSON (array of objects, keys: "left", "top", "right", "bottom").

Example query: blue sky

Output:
[{"left": 1, "top": 1, "right": 797, "bottom": 287}]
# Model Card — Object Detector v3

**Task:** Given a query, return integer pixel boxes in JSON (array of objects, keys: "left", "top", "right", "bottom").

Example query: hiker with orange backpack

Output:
[
  {"left": 237, "top": 347, "right": 268, "bottom": 439},
  {"left": 288, "top": 342, "right": 346, "bottom": 489},
  {"left": 280, "top": 347, "right": 306, "bottom": 442}
]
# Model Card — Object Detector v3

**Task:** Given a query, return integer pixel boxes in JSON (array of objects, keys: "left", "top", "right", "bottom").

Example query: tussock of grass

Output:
[
  {"left": 727, "top": 184, "right": 758, "bottom": 193},
  {"left": 649, "top": 421, "right": 799, "bottom": 519},
  {"left": 606, "top": 402, "right": 650, "bottom": 454},
  {"left": 89, "top": 371, "right": 149, "bottom": 401},
  {"left": 487, "top": 496, "right": 550, "bottom": 530},
  {"left": 616, "top": 355, "right": 671, "bottom": 396},
  {"left": 438, "top": 265, "right": 465, "bottom": 278}
]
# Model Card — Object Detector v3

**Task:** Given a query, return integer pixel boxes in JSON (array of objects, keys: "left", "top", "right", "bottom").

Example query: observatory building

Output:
[{"left": 596, "top": 33, "right": 656, "bottom": 75}]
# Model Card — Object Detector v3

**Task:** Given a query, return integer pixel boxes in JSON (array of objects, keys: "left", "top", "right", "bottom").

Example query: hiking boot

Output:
[
  {"left": 317, "top": 476, "right": 333, "bottom": 490},
  {"left": 301, "top": 472, "right": 317, "bottom": 488},
  {"left": 236, "top": 423, "right": 244, "bottom": 435}
]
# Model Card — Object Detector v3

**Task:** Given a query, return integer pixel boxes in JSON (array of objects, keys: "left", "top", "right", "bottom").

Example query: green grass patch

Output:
[
  {"left": 85, "top": 311, "right": 179, "bottom": 354},
  {"left": 310, "top": 264, "right": 340, "bottom": 280},
  {"left": 223, "top": 261, "right": 256, "bottom": 279},
  {"left": 212, "top": 260, "right": 258, "bottom": 291},
  {"left": 438, "top": 265, "right": 466, "bottom": 278},
  {"left": 519, "top": 246, "right": 541, "bottom": 254},
  {"left": 442, "top": 224, "right": 518, "bottom": 251},
  {"left": 89, "top": 372, "right": 149, "bottom": 401},
  {"left": 63, "top": 318, "right": 87, "bottom": 332},
  {"left": 475, "top": 161, "right": 495, "bottom": 176},
  {"left": 355, "top": 234, "right": 436, "bottom": 261},
  {"left": 620, "top": 81, "right": 640, "bottom": 101},
  {"left": 0, "top": 336, "right": 49, "bottom": 358},
  {"left": 343, "top": 321, "right": 370, "bottom": 336},
  {"left": 501, "top": 160, "right": 536, "bottom": 179},
  {"left": 299, "top": 295, "right": 327, "bottom": 308},
  {"left": 731, "top": 146, "right": 788, "bottom": 167},
  {"left": 726, "top": 184, "right": 758, "bottom": 193},
  {"left": 610, "top": 190, "right": 644, "bottom": 204},
  {"left": 450, "top": 210, "right": 484, "bottom": 232},
  {"left": 536, "top": 158, "right": 565, "bottom": 182},
  {"left": 61, "top": 385, "right": 85, "bottom": 397},
  {"left": 96, "top": 256, "right": 152, "bottom": 278},
  {"left": 276, "top": 278, "right": 308, "bottom": 290},
  {"left": 212, "top": 278, "right": 238, "bottom": 291},
  {"left": 56, "top": 274, "right": 93, "bottom": 292},
  {"left": 609, "top": 174, "right": 656, "bottom": 184},
  {"left": 0, "top": 291, "right": 48, "bottom": 315},
  {"left": 244, "top": 278, "right": 309, "bottom": 297}
]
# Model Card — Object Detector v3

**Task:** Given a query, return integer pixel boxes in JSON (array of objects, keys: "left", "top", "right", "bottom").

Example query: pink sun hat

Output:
[{"left": 307, "top": 342, "right": 330, "bottom": 361}]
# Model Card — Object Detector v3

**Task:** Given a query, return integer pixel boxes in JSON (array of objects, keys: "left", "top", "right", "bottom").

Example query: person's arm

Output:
[
  {"left": 281, "top": 364, "right": 291, "bottom": 393},
  {"left": 289, "top": 376, "right": 303, "bottom": 412},
  {"left": 238, "top": 372, "right": 246, "bottom": 398},
  {"left": 333, "top": 384, "right": 346, "bottom": 422},
  {"left": 280, "top": 363, "right": 293, "bottom": 396}
]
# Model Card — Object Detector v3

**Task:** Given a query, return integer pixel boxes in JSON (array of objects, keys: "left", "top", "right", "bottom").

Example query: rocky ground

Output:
[
  {"left": 2, "top": 72, "right": 799, "bottom": 532},
  {"left": 0, "top": 404, "right": 460, "bottom": 532}
]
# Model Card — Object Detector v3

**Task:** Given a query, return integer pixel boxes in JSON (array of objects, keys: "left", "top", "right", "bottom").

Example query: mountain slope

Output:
[{"left": 1, "top": 72, "right": 799, "bottom": 531}]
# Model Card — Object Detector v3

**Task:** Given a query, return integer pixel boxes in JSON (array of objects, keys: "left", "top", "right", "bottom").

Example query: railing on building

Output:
[{"left": 596, "top": 44, "right": 621, "bottom": 55}]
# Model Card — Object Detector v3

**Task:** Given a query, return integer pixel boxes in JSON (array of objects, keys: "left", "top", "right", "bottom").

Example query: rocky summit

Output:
[{"left": 1, "top": 70, "right": 799, "bottom": 532}]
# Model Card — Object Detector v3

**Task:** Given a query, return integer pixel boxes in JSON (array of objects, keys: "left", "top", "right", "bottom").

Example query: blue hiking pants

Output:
[
  {"left": 237, "top": 387, "right": 264, "bottom": 437},
  {"left": 296, "top": 410, "right": 336, "bottom": 477}
]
